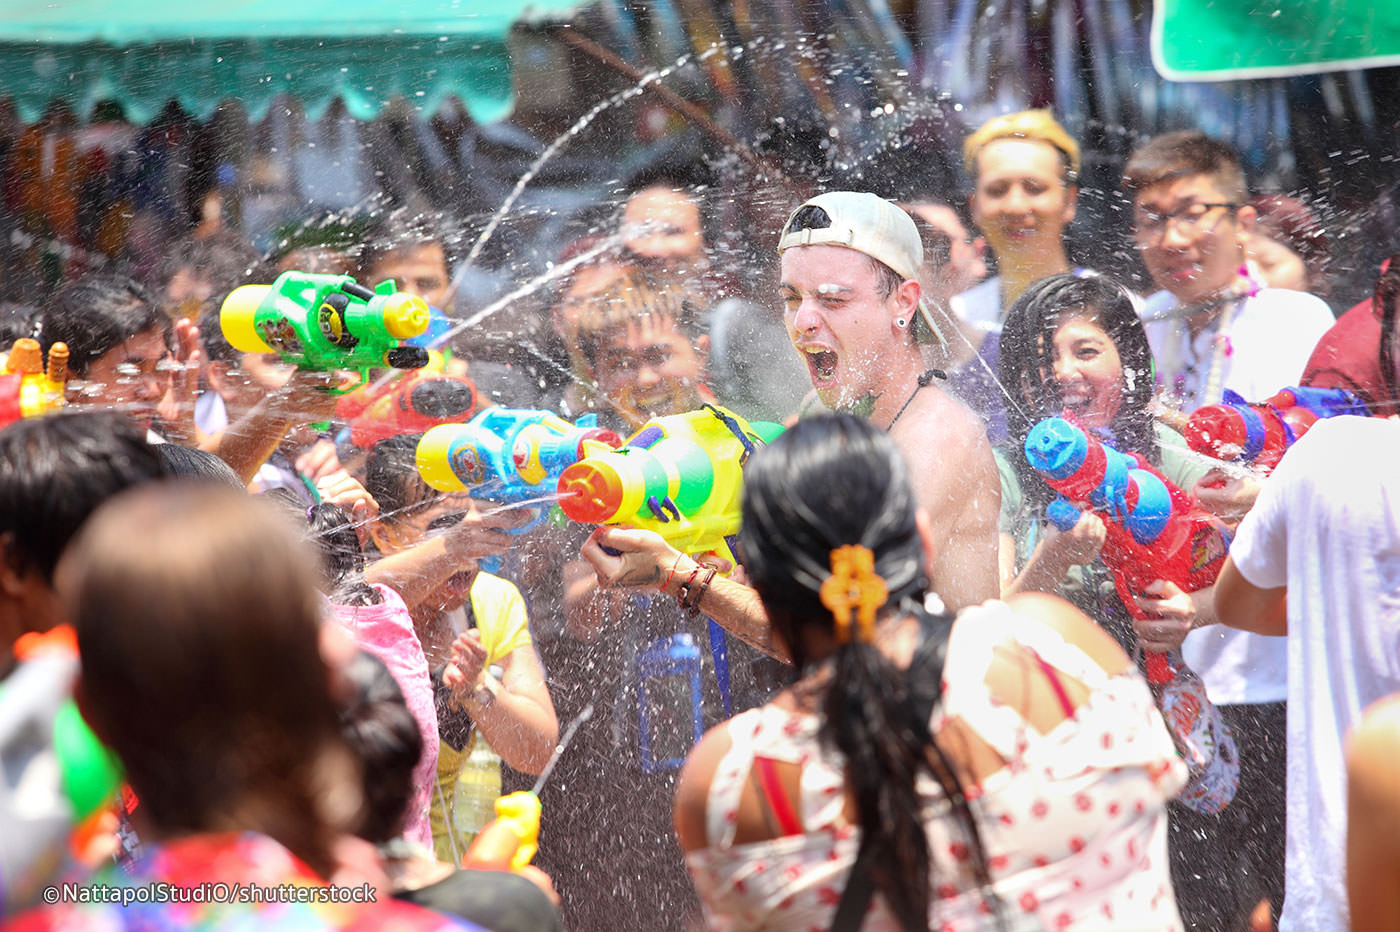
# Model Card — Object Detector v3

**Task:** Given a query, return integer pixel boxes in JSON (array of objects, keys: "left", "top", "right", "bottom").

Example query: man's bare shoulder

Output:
[{"left": 891, "top": 385, "right": 995, "bottom": 462}]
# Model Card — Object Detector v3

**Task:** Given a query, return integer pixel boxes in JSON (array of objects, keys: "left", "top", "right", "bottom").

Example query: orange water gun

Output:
[
  {"left": 0, "top": 338, "right": 67, "bottom": 429},
  {"left": 342, "top": 370, "right": 480, "bottom": 449}
]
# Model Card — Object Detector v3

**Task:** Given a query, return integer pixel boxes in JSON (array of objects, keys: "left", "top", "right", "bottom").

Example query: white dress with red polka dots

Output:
[{"left": 686, "top": 601, "right": 1188, "bottom": 931}]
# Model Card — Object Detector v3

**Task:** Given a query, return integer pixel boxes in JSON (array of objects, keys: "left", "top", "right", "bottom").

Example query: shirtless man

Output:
[{"left": 582, "top": 192, "right": 1001, "bottom": 658}]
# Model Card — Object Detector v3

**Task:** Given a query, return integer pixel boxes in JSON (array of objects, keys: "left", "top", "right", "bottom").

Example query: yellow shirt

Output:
[{"left": 430, "top": 572, "right": 534, "bottom": 862}]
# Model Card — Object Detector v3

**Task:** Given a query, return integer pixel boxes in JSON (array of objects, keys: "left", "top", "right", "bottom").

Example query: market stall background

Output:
[{"left": 2, "top": 0, "right": 1399, "bottom": 314}]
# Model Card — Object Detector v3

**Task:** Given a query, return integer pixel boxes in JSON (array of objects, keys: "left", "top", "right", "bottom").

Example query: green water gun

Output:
[{"left": 220, "top": 271, "right": 431, "bottom": 391}]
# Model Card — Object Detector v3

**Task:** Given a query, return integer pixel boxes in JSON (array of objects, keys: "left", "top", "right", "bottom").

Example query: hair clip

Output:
[{"left": 819, "top": 544, "right": 888, "bottom": 643}]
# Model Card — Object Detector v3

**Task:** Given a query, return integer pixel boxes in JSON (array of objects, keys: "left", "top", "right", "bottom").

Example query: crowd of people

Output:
[{"left": 1, "top": 108, "right": 1399, "bottom": 932}]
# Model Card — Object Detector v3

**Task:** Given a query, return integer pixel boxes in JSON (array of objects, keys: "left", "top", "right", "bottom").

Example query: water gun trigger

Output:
[
  {"left": 704, "top": 539, "right": 740, "bottom": 576},
  {"left": 645, "top": 495, "right": 682, "bottom": 523}
]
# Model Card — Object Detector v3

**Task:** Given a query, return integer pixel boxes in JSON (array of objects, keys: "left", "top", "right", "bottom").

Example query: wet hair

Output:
[
  {"left": 160, "top": 231, "right": 259, "bottom": 304},
  {"left": 260, "top": 490, "right": 381, "bottom": 606},
  {"left": 1375, "top": 254, "right": 1400, "bottom": 407},
  {"left": 1249, "top": 193, "right": 1332, "bottom": 296},
  {"left": 0, "top": 302, "right": 40, "bottom": 347},
  {"left": 365, "top": 433, "right": 437, "bottom": 524},
  {"left": 63, "top": 484, "right": 359, "bottom": 878},
  {"left": 310, "top": 502, "right": 380, "bottom": 606},
  {"left": 572, "top": 268, "right": 709, "bottom": 370},
  {"left": 264, "top": 210, "right": 368, "bottom": 278},
  {"left": 738, "top": 414, "right": 993, "bottom": 930},
  {"left": 38, "top": 275, "right": 170, "bottom": 377},
  {"left": 339, "top": 649, "right": 422, "bottom": 844},
  {"left": 908, "top": 212, "right": 954, "bottom": 277},
  {"left": 1122, "top": 130, "right": 1248, "bottom": 205},
  {"left": 999, "top": 273, "right": 1159, "bottom": 511},
  {"left": 359, "top": 209, "right": 447, "bottom": 285},
  {"left": 197, "top": 306, "right": 238, "bottom": 365},
  {"left": 0, "top": 410, "right": 164, "bottom": 583},
  {"left": 153, "top": 443, "right": 244, "bottom": 489},
  {"left": 625, "top": 162, "right": 714, "bottom": 197},
  {"left": 781, "top": 204, "right": 905, "bottom": 299}
]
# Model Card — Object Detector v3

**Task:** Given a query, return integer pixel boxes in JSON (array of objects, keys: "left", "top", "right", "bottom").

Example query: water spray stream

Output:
[
  {"left": 443, "top": 46, "right": 722, "bottom": 309},
  {"left": 431, "top": 232, "right": 629, "bottom": 351}
]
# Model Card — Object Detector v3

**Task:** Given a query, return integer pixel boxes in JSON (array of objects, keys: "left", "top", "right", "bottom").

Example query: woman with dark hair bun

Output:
[{"left": 674, "top": 414, "right": 1187, "bottom": 931}]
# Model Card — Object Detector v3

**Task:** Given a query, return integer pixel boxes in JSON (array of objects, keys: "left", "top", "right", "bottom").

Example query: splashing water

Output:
[
  {"left": 446, "top": 45, "right": 724, "bottom": 305},
  {"left": 432, "top": 230, "right": 629, "bottom": 350}
]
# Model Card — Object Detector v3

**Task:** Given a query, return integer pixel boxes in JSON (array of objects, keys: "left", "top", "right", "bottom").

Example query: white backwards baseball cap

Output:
[
  {"left": 778, "top": 191, "right": 945, "bottom": 345},
  {"left": 777, "top": 191, "right": 923, "bottom": 283}
]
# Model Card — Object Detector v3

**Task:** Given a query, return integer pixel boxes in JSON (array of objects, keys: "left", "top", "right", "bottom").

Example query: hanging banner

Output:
[{"left": 1152, "top": 0, "right": 1400, "bottom": 81}]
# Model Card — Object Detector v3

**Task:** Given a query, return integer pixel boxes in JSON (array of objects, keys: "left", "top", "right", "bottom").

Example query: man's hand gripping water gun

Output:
[
  {"left": 1025, "top": 417, "right": 1232, "bottom": 685},
  {"left": 219, "top": 270, "right": 431, "bottom": 392},
  {"left": 555, "top": 404, "right": 784, "bottom": 570}
]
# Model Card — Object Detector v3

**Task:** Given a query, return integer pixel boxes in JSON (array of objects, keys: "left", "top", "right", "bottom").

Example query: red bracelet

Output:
[
  {"left": 680, "top": 565, "right": 718, "bottom": 614},
  {"left": 675, "top": 566, "right": 701, "bottom": 609},
  {"left": 662, "top": 554, "right": 687, "bottom": 594}
]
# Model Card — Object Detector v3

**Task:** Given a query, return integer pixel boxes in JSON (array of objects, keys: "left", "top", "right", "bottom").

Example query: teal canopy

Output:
[{"left": 0, "top": 0, "right": 583, "bottom": 124}]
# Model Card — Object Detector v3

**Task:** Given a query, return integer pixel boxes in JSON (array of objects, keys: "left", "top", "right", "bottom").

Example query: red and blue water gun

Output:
[
  {"left": 1184, "top": 385, "right": 1369, "bottom": 472},
  {"left": 1026, "top": 417, "right": 1232, "bottom": 684}
]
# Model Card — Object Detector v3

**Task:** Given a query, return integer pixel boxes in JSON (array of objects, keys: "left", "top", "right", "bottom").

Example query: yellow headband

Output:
[{"left": 963, "top": 109, "right": 1081, "bottom": 181}]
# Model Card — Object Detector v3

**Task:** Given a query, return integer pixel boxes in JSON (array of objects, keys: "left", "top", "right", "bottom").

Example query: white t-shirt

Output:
[
  {"left": 951, "top": 268, "right": 1097, "bottom": 334},
  {"left": 1141, "top": 286, "right": 1335, "bottom": 411},
  {"left": 1229, "top": 415, "right": 1400, "bottom": 932},
  {"left": 950, "top": 275, "right": 1003, "bottom": 332},
  {"left": 1142, "top": 286, "right": 1335, "bottom": 704}
]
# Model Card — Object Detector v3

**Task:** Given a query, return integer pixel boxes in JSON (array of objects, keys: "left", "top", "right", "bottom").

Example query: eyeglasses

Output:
[{"left": 1134, "top": 202, "right": 1240, "bottom": 242}]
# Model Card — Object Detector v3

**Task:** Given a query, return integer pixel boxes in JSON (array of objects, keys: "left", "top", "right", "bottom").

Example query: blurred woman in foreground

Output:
[
  {"left": 12, "top": 484, "right": 476, "bottom": 931},
  {"left": 674, "top": 414, "right": 1187, "bottom": 930}
]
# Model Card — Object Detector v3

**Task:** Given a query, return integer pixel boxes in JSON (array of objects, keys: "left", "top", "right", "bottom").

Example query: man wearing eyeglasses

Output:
[
  {"left": 1123, "top": 131, "right": 1334, "bottom": 932},
  {"left": 1124, "top": 131, "right": 1334, "bottom": 413}
]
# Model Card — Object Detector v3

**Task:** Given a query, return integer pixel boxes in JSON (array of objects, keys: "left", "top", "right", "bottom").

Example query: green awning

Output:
[
  {"left": 1152, "top": 0, "right": 1400, "bottom": 80},
  {"left": 0, "top": 0, "right": 583, "bottom": 124}
]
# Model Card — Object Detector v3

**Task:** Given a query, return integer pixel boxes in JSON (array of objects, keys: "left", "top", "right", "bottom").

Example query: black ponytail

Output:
[{"left": 739, "top": 414, "right": 998, "bottom": 929}]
